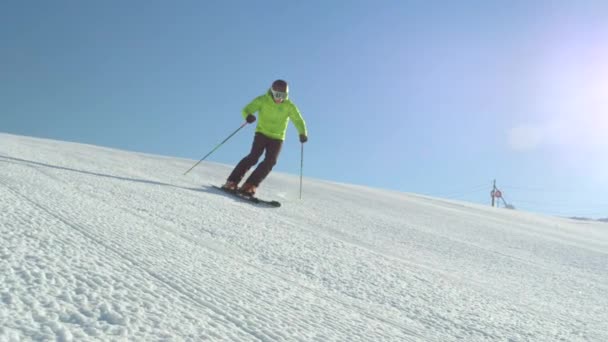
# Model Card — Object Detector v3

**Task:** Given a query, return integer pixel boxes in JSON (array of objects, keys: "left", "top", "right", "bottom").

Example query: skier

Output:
[{"left": 222, "top": 79, "right": 308, "bottom": 196}]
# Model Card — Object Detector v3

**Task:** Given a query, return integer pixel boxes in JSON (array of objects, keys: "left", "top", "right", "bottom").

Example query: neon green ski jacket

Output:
[{"left": 242, "top": 92, "right": 307, "bottom": 141}]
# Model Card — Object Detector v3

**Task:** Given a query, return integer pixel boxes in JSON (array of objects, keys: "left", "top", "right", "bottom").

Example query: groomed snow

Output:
[{"left": 1, "top": 133, "right": 606, "bottom": 341}]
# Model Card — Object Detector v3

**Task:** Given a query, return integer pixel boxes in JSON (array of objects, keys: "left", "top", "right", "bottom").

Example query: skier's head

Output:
[{"left": 270, "top": 79, "right": 288, "bottom": 103}]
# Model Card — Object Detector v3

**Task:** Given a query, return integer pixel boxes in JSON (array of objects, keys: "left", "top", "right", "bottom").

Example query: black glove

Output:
[
  {"left": 246, "top": 114, "right": 256, "bottom": 123},
  {"left": 299, "top": 134, "right": 308, "bottom": 143}
]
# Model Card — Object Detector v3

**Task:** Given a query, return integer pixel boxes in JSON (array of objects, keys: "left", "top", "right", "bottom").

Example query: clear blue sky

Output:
[{"left": 2, "top": 0, "right": 607, "bottom": 218}]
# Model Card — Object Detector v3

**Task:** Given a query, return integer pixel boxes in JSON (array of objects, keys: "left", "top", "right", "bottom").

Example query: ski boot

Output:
[
  {"left": 238, "top": 183, "right": 257, "bottom": 197},
  {"left": 221, "top": 181, "right": 238, "bottom": 192}
]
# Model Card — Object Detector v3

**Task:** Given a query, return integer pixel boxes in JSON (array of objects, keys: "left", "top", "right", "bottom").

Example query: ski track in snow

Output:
[{"left": 1, "top": 133, "right": 607, "bottom": 341}]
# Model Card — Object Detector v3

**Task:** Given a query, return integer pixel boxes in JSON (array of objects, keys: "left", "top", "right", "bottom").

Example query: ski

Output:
[{"left": 212, "top": 186, "right": 281, "bottom": 208}]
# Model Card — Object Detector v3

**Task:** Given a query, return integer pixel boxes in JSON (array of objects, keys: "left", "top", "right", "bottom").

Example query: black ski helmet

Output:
[{"left": 271, "top": 79, "right": 288, "bottom": 93}]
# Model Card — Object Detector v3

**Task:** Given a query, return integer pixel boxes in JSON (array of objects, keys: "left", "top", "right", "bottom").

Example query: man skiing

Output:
[{"left": 222, "top": 79, "right": 308, "bottom": 196}]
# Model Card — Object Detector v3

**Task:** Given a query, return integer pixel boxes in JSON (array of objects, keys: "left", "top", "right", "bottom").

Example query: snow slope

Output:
[{"left": 1, "top": 133, "right": 606, "bottom": 341}]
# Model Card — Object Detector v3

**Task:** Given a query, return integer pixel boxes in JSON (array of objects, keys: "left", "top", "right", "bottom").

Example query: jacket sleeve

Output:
[
  {"left": 242, "top": 95, "right": 264, "bottom": 120},
  {"left": 289, "top": 103, "right": 307, "bottom": 136}
]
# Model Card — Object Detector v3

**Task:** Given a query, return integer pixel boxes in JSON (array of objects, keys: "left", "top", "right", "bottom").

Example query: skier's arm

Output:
[
  {"left": 289, "top": 104, "right": 307, "bottom": 137},
  {"left": 242, "top": 96, "right": 263, "bottom": 121}
]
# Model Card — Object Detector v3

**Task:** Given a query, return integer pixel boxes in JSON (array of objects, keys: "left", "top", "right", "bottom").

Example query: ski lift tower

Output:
[{"left": 491, "top": 179, "right": 513, "bottom": 209}]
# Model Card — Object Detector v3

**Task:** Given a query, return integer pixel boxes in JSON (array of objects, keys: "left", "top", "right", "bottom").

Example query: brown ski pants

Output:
[{"left": 227, "top": 133, "right": 283, "bottom": 187}]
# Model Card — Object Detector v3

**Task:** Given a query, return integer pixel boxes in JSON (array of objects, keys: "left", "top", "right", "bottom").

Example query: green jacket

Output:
[{"left": 242, "top": 92, "right": 307, "bottom": 141}]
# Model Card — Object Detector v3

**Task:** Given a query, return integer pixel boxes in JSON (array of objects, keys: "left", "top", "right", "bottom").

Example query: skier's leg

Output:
[
  {"left": 227, "top": 133, "right": 265, "bottom": 184},
  {"left": 244, "top": 136, "right": 283, "bottom": 187}
]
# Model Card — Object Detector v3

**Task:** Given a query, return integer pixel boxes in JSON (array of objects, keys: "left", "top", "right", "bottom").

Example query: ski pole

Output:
[
  {"left": 183, "top": 122, "right": 248, "bottom": 175},
  {"left": 299, "top": 142, "right": 304, "bottom": 199}
]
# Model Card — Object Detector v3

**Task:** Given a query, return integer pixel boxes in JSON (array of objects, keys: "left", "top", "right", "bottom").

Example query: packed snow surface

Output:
[{"left": 1, "top": 133, "right": 606, "bottom": 341}]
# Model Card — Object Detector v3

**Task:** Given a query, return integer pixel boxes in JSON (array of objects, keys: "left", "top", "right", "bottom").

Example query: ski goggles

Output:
[{"left": 270, "top": 88, "right": 288, "bottom": 101}]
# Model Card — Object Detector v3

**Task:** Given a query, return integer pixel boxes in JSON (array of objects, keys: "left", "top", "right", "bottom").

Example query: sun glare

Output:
[{"left": 532, "top": 36, "right": 608, "bottom": 151}]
